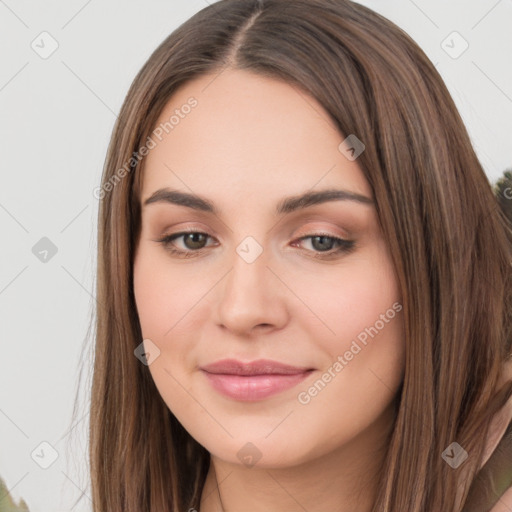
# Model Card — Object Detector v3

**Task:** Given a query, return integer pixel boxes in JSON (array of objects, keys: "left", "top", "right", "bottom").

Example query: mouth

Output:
[{"left": 200, "top": 359, "right": 315, "bottom": 401}]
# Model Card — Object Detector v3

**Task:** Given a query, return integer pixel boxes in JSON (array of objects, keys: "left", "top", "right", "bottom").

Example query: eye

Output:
[
  {"left": 157, "top": 230, "right": 215, "bottom": 258},
  {"left": 292, "top": 233, "right": 356, "bottom": 259},
  {"left": 156, "top": 230, "right": 356, "bottom": 260}
]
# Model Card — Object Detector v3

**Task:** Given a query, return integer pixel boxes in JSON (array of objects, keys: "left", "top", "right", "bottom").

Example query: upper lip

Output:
[{"left": 200, "top": 358, "right": 314, "bottom": 376}]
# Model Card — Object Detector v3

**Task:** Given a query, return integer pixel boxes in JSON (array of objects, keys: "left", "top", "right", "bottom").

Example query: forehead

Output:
[{"left": 140, "top": 69, "right": 372, "bottom": 206}]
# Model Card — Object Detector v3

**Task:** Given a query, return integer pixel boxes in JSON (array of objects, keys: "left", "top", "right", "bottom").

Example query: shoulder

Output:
[{"left": 489, "top": 485, "right": 512, "bottom": 512}]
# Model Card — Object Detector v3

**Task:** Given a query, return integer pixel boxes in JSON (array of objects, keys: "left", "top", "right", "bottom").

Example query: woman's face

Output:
[{"left": 133, "top": 69, "right": 405, "bottom": 468}]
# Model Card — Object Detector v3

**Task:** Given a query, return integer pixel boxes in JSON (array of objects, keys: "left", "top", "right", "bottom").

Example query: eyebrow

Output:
[{"left": 142, "top": 187, "right": 374, "bottom": 215}]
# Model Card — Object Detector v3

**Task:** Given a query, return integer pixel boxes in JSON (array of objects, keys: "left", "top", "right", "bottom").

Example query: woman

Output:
[{"left": 87, "top": 0, "right": 512, "bottom": 510}]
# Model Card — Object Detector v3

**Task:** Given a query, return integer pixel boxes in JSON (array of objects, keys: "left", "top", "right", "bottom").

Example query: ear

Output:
[{"left": 479, "top": 358, "right": 512, "bottom": 471}]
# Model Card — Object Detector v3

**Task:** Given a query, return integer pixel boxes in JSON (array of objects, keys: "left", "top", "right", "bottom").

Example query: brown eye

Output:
[
  {"left": 157, "top": 230, "right": 215, "bottom": 258},
  {"left": 177, "top": 232, "right": 208, "bottom": 250}
]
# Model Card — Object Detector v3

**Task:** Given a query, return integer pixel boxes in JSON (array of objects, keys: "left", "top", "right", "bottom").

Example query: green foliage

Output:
[
  {"left": 493, "top": 168, "right": 512, "bottom": 223},
  {"left": 0, "top": 475, "right": 30, "bottom": 512}
]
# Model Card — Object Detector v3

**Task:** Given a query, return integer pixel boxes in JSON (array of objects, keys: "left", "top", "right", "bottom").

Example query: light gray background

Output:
[{"left": 0, "top": 1, "right": 511, "bottom": 511}]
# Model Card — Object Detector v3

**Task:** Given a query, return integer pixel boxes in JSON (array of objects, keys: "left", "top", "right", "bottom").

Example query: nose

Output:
[{"left": 214, "top": 242, "right": 289, "bottom": 336}]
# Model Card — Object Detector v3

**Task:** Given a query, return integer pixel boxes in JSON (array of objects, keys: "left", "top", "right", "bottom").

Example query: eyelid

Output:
[
  {"left": 293, "top": 223, "right": 350, "bottom": 241},
  {"left": 289, "top": 218, "right": 355, "bottom": 248}
]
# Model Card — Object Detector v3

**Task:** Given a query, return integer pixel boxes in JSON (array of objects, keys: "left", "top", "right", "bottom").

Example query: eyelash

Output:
[{"left": 156, "top": 229, "right": 356, "bottom": 260}]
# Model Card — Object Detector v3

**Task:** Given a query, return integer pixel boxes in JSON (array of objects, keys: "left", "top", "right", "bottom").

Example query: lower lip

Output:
[{"left": 201, "top": 370, "right": 313, "bottom": 401}]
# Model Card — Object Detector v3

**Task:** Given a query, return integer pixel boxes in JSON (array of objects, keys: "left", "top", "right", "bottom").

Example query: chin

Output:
[{"left": 193, "top": 427, "right": 318, "bottom": 469}]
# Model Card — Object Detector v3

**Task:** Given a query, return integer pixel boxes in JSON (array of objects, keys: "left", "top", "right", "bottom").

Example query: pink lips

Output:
[{"left": 200, "top": 359, "right": 314, "bottom": 401}]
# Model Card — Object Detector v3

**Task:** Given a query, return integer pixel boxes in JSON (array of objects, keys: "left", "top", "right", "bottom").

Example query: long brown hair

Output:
[{"left": 80, "top": 0, "right": 512, "bottom": 510}]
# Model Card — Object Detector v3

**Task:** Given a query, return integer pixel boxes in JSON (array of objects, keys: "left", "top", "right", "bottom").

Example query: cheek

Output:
[
  {"left": 133, "top": 246, "right": 198, "bottom": 338},
  {"left": 133, "top": 250, "right": 196, "bottom": 416},
  {"left": 295, "top": 245, "right": 401, "bottom": 353},
  {"left": 132, "top": 247, "right": 205, "bottom": 386},
  {"left": 294, "top": 276, "right": 405, "bottom": 457},
  {"left": 295, "top": 242, "right": 404, "bottom": 407},
  {"left": 133, "top": 252, "right": 168, "bottom": 337}
]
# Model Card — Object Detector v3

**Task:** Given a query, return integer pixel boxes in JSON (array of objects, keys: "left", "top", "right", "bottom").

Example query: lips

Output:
[
  {"left": 200, "top": 359, "right": 314, "bottom": 401},
  {"left": 200, "top": 358, "right": 314, "bottom": 375}
]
